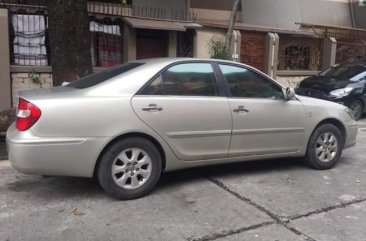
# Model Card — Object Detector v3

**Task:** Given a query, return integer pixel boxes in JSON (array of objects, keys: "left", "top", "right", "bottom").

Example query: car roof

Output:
[
  {"left": 338, "top": 61, "right": 366, "bottom": 67},
  {"left": 131, "top": 57, "right": 248, "bottom": 66}
]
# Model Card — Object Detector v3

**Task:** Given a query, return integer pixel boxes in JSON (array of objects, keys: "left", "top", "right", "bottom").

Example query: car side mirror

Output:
[{"left": 284, "top": 87, "right": 296, "bottom": 101}]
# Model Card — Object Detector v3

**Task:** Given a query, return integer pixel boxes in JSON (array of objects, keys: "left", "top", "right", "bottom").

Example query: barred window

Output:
[
  {"left": 278, "top": 35, "right": 322, "bottom": 71},
  {"left": 336, "top": 42, "right": 366, "bottom": 64},
  {"left": 10, "top": 11, "right": 49, "bottom": 66},
  {"left": 90, "top": 17, "right": 124, "bottom": 67}
]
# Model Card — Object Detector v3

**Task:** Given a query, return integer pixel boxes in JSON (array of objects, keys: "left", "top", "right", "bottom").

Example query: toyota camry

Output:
[{"left": 7, "top": 58, "right": 358, "bottom": 200}]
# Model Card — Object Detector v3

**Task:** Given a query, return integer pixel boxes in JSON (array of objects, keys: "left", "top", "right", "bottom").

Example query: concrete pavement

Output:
[{"left": 1, "top": 121, "right": 366, "bottom": 241}]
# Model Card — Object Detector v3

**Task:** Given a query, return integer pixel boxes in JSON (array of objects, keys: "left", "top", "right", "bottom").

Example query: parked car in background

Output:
[
  {"left": 7, "top": 58, "right": 358, "bottom": 200},
  {"left": 296, "top": 62, "right": 366, "bottom": 120}
]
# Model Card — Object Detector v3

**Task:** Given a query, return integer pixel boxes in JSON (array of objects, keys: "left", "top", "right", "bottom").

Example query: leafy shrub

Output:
[{"left": 208, "top": 35, "right": 228, "bottom": 60}]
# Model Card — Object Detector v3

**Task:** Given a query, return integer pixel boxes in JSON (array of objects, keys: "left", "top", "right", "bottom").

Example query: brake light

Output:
[{"left": 16, "top": 98, "right": 41, "bottom": 131}]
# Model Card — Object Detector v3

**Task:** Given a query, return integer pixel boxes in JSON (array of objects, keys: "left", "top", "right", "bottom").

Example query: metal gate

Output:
[{"left": 336, "top": 41, "right": 366, "bottom": 64}]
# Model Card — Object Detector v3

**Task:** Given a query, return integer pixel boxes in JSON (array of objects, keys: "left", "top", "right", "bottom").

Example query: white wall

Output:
[
  {"left": 194, "top": 28, "right": 226, "bottom": 58},
  {"left": 276, "top": 75, "right": 309, "bottom": 87},
  {"left": 300, "top": 0, "right": 352, "bottom": 27},
  {"left": 241, "top": 0, "right": 352, "bottom": 30}
]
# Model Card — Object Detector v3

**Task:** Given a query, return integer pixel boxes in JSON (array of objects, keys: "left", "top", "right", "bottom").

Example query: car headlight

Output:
[
  {"left": 344, "top": 107, "right": 355, "bottom": 120},
  {"left": 329, "top": 87, "right": 353, "bottom": 97}
]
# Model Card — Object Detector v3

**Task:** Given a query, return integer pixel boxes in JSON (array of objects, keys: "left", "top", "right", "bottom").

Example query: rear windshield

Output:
[{"left": 67, "top": 63, "right": 144, "bottom": 89}]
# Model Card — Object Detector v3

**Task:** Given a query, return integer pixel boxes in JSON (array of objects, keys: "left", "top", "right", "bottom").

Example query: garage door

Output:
[{"left": 136, "top": 29, "right": 168, "bottom": 59}]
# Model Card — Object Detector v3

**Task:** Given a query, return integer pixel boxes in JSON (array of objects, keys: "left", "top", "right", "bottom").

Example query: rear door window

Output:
[
  {"left": 219, "top": 64, "right": 284, "bottom": 100},
  {"left": 141, "top": 63, "right": 219, "bottom": 96},
  {"left": 220, "top": 64, "right": 284, "bottom": 100}
]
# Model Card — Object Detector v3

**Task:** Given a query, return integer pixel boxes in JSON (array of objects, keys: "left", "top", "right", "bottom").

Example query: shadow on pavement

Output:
[
  {"left": 157, "top": 157, "right": 305, "bottom": 190},
  {"left": 4, "top": 157, "right": 306, "bottom": 201}
]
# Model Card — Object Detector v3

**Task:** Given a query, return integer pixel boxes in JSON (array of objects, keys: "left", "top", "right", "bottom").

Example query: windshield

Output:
[
  {"left": 67, "top": 62, "right": 144, "bottom": 89},
  {"left": 320, "top": 64, "right": 366, "bottom": 81}
]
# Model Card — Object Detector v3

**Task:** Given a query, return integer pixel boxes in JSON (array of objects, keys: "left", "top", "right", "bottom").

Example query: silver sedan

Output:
[{"left": 7, "top": 58, "right": 358, "bottom": 199}]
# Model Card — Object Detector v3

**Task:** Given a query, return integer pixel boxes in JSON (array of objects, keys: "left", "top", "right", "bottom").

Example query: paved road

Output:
[{"left": 1, "top": 121, "right": 366, "bottom": 241}]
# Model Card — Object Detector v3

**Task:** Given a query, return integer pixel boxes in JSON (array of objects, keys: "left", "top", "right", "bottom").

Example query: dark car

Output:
[{"left": 296, "top": 62, "right": 366, "bottom": 120}]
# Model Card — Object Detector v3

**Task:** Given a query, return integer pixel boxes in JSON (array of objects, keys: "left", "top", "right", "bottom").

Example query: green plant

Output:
[
  {"left": 208, "top": 35, "right": 228, "bottom": 60},
  {"left": 28, "top": 70, "right": 42, "bottom": 88}
]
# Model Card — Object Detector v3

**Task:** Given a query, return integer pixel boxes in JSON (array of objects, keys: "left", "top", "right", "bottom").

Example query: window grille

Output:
[{"left": 278, "top": 35, "right": 322, "bottom": 71}]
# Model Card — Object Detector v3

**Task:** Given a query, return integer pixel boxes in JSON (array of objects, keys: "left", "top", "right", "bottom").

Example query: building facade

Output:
[
  {"left": 0, "top": 0, "right": 365, "bottom": 111},
  {"left": 192, "top": 0, "right": 366, "bottom": 86}
]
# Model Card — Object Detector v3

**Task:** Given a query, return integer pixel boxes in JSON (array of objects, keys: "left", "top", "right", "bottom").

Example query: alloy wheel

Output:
[
  {"left": 350, "top": 100, "right": 363, "bottom": 120},
  {"left": 111, "top": 148, "right": 152, "bottom": 190},
  {"left": 315, "top": 132, "right": 338, "bottom": 163}
]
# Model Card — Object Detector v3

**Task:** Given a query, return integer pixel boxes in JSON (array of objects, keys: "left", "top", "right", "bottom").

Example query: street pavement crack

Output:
[
  {"left": 288, "top": 198, "right": 366, "bottom": 221},
  {"left": 186, "top": 221, "right": 275, "bottom": 241},
  {"left": 206, "top": 177, "right": 317, "bottom": 241}
]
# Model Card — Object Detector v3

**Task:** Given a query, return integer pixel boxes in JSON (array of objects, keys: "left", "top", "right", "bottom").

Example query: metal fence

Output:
[
  {"left": 90, "top": 16, "right": 123, "bottom": 67},
  {"left": 336, "top": 41, "right": 366, "bottom": 64},
  {"left": 298, "top": 23, "right": 366, "bottom": 64},
  {"left": 278, "top": 35, "right": 323, "bottom": 71}
]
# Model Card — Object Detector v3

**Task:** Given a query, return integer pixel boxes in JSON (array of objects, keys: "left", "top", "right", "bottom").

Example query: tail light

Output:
[{"left": 16, "top": 98, "right": 41, "bottom": 131}]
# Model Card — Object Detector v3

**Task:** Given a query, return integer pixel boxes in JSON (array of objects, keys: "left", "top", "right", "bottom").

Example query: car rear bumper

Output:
[{"left": 6, "top": 124, "right": 106, "bottom": 177}]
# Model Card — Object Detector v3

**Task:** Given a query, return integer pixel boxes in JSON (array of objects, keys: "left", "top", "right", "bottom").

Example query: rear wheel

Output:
[
  {"left": 305, "top": 124, "right": 343, "bottom": 170},
  {"left": 97, "top": 137, "right": 162, "bottom": 200},
  {"left": 349, "top": 100, "right": 363, "bottom": 121}
]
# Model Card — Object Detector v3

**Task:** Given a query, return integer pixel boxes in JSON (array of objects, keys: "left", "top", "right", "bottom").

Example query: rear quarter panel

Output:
[{"left": 18, "top": 94, "right": 181, "bottom": 175}]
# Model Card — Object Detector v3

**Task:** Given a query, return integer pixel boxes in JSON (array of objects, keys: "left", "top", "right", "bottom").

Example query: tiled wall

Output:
[{"left": 11, "top": 73, "right": 53, "bottom": 106}]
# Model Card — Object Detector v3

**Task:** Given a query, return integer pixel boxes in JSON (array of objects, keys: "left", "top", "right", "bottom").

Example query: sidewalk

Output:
[
  {"left": 1, "top": 140, "right": 366, "bottom": 241},
  {"left": 1, "top": 128, "right": 366, "bottom": 241}
]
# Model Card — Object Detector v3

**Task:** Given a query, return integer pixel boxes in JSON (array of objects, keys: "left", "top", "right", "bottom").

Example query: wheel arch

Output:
[
  {"left": 93, "top": 132, "right": 166, "bottom": 177},
  {"left": 312, "top": 118, "right": 347, "bottom": 145}
]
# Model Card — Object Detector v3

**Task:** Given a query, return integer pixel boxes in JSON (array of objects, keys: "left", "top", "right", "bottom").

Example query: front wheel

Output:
[
  {"left": 305, "top": 124, "right": 343, "bottom": 170},
  {"left": 97, "top": 137, "right": 162, "bottom": 200},
  {"left": 349, "top": 100, "right": 363, "bottom": 121}
]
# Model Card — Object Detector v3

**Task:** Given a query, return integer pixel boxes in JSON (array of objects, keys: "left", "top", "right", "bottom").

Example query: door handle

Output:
[
  {"left": 233, "top": 105, "right": 249, "bottom": 113},
  {"left": 142, "top": 104, "right": 163, "bottom": 112}
]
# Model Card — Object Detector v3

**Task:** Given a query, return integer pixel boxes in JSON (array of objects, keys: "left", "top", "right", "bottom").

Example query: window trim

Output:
[
  {"left": 136, "top": 60, "right": 227, "bottom": 97},
  {"left": 215, "top": 62, "right": 286, "bottom": 100}
]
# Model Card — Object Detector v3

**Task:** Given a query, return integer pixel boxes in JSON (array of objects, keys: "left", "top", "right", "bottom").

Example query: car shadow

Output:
[
  {"left": 3, "top": 157, "right": 326, "bottom": 200},
  {"left": 5, "top": 174, "right": 105, "bottom": 200},
  {"left": 156, "top": 157, "right": 306, "bottom": 191}
]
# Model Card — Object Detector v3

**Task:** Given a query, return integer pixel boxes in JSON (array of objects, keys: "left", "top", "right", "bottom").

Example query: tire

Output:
[
  {"left": 304, "top": 124, "right": 343, "bottom": 170},
  {"left": 349, "top": 100, "right": 363, "bottom": 121},
  {"left": 97, "top": 137, "right": 162, "bottom": 200}
]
